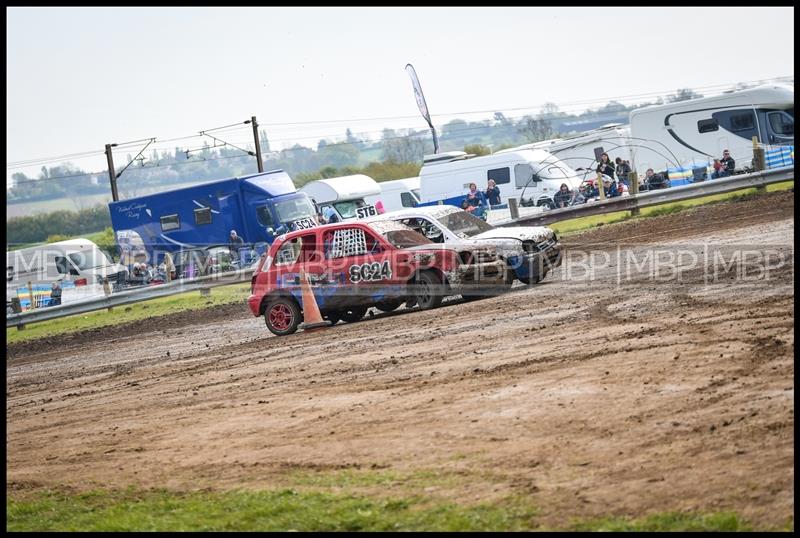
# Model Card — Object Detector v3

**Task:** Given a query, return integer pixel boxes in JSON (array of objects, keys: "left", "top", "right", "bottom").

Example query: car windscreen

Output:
[
  {"left": 274, "top": 197, "right": 316, "bottom": 223},
  {"left": 332, "top": 200, "right": 363, "bottom": 219},
  {"left": 382, "top": 230, "right": 432, "bottom": 249},
  {"left": 436, "top": 210, "right": 494, "bottom": 238},
  {"left": 67, "top": 249, "right": 109, "bottom": 270}
]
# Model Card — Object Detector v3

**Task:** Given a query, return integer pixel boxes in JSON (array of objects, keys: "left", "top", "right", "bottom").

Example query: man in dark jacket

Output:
[{"left": 719, "top": 149, "right": 735, "bottom": 176}]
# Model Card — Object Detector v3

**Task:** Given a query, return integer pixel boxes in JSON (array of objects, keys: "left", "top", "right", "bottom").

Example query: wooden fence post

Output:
[
  {"left": 508, "top": 197, "right": 520, "bottom": 220},
  {"left": 629, "top": 170, "right": 640, "bottom": 216},
  {"left": 753, "top": 136, "right": 766, "bottom": 191}
]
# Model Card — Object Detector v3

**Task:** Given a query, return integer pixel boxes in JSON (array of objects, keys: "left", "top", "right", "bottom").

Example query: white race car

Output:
[{"left": 366, "top": 205, "right": 562, "bottom": 285}]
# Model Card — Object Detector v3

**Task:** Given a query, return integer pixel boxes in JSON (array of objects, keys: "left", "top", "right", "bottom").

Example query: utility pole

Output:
[
  {"left": 105, "top": 143, "right": 119, "bottom": 202},
  {"left": 251, "top": 116, "right": 264, "bottom": 173}
]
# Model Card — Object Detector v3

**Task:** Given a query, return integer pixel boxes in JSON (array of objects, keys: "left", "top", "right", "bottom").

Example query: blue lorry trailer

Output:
[{"left": 108, "top": 170, "right": 318, "bottom": 266}]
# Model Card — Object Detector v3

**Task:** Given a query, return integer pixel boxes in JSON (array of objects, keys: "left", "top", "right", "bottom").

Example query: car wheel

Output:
[
  {"left": 413, "top": 270, "right": 444, "bottom": 310},
  {"left": 264, "top": 297, "right": 301, "bottom": 336},
  {"left": 339, "top": 306, "right": 368, "bottom": 323},
  {"left": 375, "top": 299, "right": 403, "bottom": 312}
]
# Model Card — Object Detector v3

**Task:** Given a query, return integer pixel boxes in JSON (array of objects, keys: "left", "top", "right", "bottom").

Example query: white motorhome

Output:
[
  {"left": 627, "top": 84, "right": 794, "bottom": 176},
  {"left": 365, "top": 177, "right": 421, "bottom": 212},
  {"left": 299, "top": 174, "right": 383, "bottom": 222},
  {"left": 500, "top": 84, "right": 794, "bottom": 182},
  {"left": 420, "top": 149, "right": 582, "bottom": 210},
  {"left": 6, "top": 238, "right": 128, "bottom": 311}
]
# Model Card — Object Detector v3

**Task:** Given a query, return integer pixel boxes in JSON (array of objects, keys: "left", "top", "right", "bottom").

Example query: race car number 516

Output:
[
  {"left": 356, "top": 205, "right": 377, "bottom": 219},
  {"left": 293, "top": 218, "right": 316, "bottom": 230}
]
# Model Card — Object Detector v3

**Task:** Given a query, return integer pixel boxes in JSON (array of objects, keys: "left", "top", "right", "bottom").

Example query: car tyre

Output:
[
  {"left": 264, "top": 297, "right": 301, "bottom": 336},
  {"left": 413, "top": 270, "right": 444, "bottom": 310}
]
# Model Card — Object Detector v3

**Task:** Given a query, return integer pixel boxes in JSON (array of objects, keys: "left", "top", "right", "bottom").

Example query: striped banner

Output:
[{"left": 766, "top": 146, "right": 794, "bottom": 169}]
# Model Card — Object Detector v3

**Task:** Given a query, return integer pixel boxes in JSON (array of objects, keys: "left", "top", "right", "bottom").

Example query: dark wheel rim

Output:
[
  {"left": 269, "top": 304, "right": 293, "bottom": 331},
  {"left": 419, "top": 279, "right": 433, "bottom": 306}
]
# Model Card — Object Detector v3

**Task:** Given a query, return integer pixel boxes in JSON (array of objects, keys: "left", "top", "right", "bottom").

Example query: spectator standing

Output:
[
  {"left": 163, "top": 251, "right": 176, "bottom": 282},
  {"left": 596, "top": 153, "right": 616, "bottom": 181},
  {"left": 615, "top": 157, "right": 631, "bottom": 186},
  {"left": 50, "top": 281, "right": 62, "bottom": 306},
  {"left": 485, "top": 179, "right": 502, "bottom": 206},
  {"left": 229, "top": 229, "right": 245, "bottom": 256}
]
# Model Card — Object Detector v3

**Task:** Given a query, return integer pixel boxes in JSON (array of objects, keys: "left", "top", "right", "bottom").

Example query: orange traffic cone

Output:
[{"left": 298, "top": 270, "right": 328, "bottom": 332}]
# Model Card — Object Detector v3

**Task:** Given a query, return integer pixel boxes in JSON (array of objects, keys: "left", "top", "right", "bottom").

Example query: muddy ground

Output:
[{"left": 6, "top": 191, "right": 794, "bottom": 528}]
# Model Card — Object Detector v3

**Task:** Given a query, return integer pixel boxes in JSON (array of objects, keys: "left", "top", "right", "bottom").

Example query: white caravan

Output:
[
  {"left": 627, "top": 83, "right": 794, "bottom": 176},
  {"left": 500, "top": 84, "right": 794, "bottom": 180},
  {"left": 365, "top": 177, "right": 421, "bottom": 212},
  {"left": 299, "top": 174, "right": 383, "bottom": 222},
  {"left": 419, "top": 149, "right": 583, "bottom": 210},
  {"left": 6, "top": 238, "right": 128, "bottom": 311}
]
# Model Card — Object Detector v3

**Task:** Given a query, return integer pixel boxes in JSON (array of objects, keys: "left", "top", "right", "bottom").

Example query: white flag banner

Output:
[
  {"left": 405, "top": 63, "right": 439, "bottom": 153},
  {"left": 406, "top": 63, "right": 431, "bottom": 125}
]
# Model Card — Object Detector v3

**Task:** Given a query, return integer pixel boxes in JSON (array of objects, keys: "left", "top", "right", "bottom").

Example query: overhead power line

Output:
[{"left": 7, "top": 75, "right": 792, "bottom": 171}]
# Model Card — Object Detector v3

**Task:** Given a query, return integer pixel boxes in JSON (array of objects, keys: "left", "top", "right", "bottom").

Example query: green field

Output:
[
  {"left": 6, "top": 484, "right": 761, "bottom": 532},
  {"left": 550, "top": 180, "right": 793, "bottom": 236}
]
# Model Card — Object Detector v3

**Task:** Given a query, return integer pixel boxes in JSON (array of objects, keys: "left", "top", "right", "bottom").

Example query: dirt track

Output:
[{"left": 6, "top": 191, "right": 795, "bottom": 527}]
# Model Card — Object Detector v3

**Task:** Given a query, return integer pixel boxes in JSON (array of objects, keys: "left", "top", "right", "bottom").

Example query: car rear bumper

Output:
[{"left": 248, "top": 294, "right": 261, "bottom": 317}]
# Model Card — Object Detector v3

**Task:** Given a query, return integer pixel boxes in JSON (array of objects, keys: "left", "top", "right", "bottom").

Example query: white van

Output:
[
  {"left": 6, "top": 238, "right": 128, "bottom": 311},
  {"left": 299, "top": 174, "right": 383, "bottom": 222},
  {"left": 419, "top": 149, "right": 582, "bottom": 209},
  {"left": 365, "top": 177, "right": 421, "bottom": 212}
]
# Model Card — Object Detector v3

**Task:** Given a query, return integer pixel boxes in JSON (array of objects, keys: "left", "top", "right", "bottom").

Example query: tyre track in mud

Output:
[{"left": 7, "top": 190, "right": 794, "bottom": 528}]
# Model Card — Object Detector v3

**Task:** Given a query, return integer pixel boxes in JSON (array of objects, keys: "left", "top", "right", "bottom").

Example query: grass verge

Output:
[
  {"left": 6, "top": 487, "right": 537, "bottom": 532},
  {"left": 6, "top": 486, "right": 760, "bottom": 532},
  {"left": 551, "top": 180, "right": 793, "bottom": 236},
  {"left": 6, "top": 283, "right": 250, "bottom": 345}
]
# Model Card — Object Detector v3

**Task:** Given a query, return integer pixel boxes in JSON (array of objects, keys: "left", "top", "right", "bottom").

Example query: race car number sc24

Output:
[
  {"left": 355, "top": 205, "right": 377, "bottom": 219},
  {"left": 349, "top": 261, "right": 392, "bottom": 283},
  {"left": 293, "top": 218, "right": 316, "bottom": 230}
]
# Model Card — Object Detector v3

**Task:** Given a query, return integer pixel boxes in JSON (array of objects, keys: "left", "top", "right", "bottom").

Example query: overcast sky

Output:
[{"left": 6, "top": 6, "right": 794, "bottom": 184}]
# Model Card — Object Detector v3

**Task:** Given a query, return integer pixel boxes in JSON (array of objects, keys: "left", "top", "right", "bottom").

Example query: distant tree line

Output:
[{"left": 6, "top": 205, "right": 111, "bottom": 246}]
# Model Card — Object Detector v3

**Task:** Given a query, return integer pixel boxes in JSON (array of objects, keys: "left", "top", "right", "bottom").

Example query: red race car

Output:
[{"left": 248, "top": 220, "right": 510, "bottom": 335}]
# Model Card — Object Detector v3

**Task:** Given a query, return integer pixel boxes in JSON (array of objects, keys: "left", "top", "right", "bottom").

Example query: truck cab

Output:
[
  {"left": 300, "top": 174, "right": 384, "bottom": 223},
  {"left": 109, "top": 170, "right": 318, "bottom": 268}
]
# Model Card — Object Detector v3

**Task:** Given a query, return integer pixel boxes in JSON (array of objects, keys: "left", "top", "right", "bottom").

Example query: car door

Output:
[
  {"left": 271, "top": 231, "right": 325, "bottom": 305},
  {"left": 321, "top": 224, "right": 397, "bottom": 307}
]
